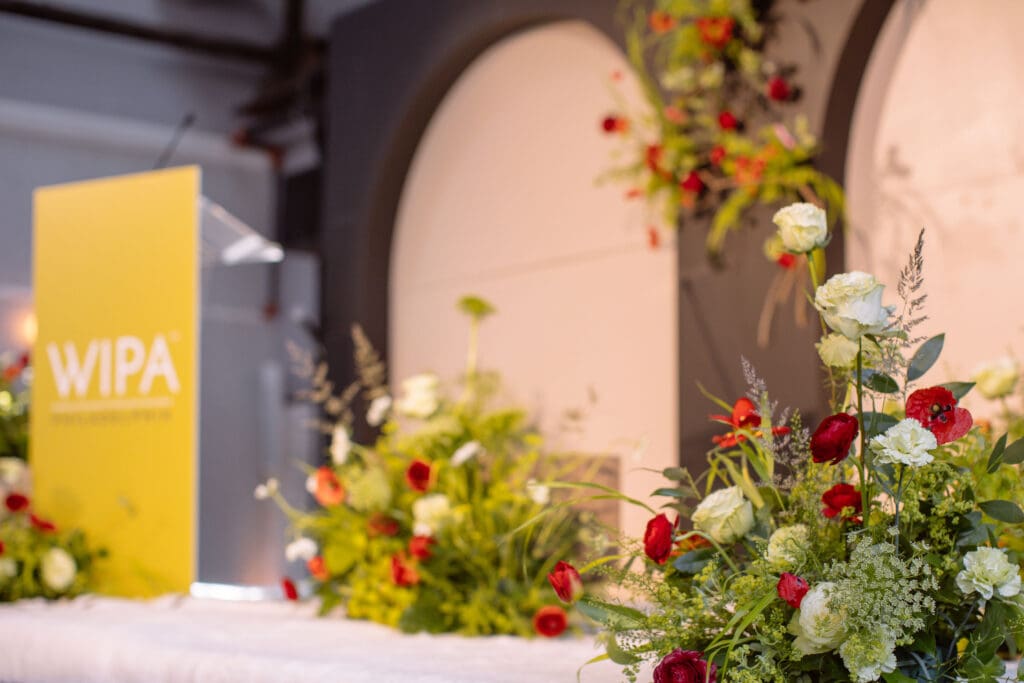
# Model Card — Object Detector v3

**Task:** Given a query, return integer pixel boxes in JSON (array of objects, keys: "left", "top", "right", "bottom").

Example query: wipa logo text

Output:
[{"left": 46, "top": 335, "right": 181, "bottom": 399}]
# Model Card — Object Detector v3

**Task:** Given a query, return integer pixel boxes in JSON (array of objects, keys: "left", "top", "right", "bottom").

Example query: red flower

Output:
[
  {"left": 281, "top": 577, "right": 299, "bottom": 601},
  {"left": 906, "top": 386, "right": 973, "bottom": 445},
  {"left": 710, "top": 398, "right": 790, "bottom": 448},
  {"left": 0, "top": 540, "right": 4, "bottom": 555},
  {"left": 4, "top": 493, "right": 28, "bottom": 513},
  {"left": 391, "top": 553, "right": 420, "bottom": 587},
  {"left": 649, "top": 11, "right": 677, "bottom": 34},
  {"left": 653, "top": 649, "right": 717, "bottom": 683},
  {"left": 547, "top": 561, "right": 584, "bottom": 604},
  {"left": 822, "top": 483, "right": 862, "bottom": 522},
  {"left": 709, "top": 145, "right": 726, "bottom": 165},
  {"left": 307, "top": 556, "right": 329, "bottom": 582},
  {"left": 680, "top": 171, "right": 704, "bottom": 194},
  {"left": 777, "top": 572, "right": 809, "bottom": 608},
  {"left": 810, "top": 413, "right": 859, "bottom": 465},
  {"left": 644, "top": 513, "right": 675, "bottom": 565},
  {"left": 312, "top": 467, "right": 345, "bottom": 507},
  {"left": 29, "top": 514, "right": 56, "bottom": 533},
  {"left": 601, "top": 114, "right": 629, "bottom": 134},
  {"left": 675, "top": 534, "right": 713, "bottom": 553},
  {"left": 664, "top": 105, "right": 686, "bottom": 124},
  {"left": 533, "top": 605, "right": 568, "bottom": 638},
  {"left": 405, "top": 460, "right": 432, "bottom": 492},
  {"left": 409, "top": 535, "right": 435, "bottom": 560},
  {"left": 646, "top": 144, "right": 669, "bottom": 179},
  {"left": 367, "top": 513, "right": 400, "bottom": 537},
  {"left": 717, "top": 111, "right": 739, "bottom": 131},
  {"left": 766, "top": 76, "right": 791, "bottom": 101},
  {"left": 647, "top": 226, "right": 661, "bottom": 250},
  {"left": 776, "top": 253, "right": 796, "bottom": 270},
  {"left": 695, "top": 16, "right": 735, "bottom": 49},
  {"left": 625, "top": 187, "right": 644, "bottom": 200}
]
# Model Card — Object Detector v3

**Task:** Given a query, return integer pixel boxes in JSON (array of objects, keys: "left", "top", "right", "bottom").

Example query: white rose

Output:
[
  {"left": 790, "top": 582, "right": 846, "bottom": 654},
  {"left": 956, "top": 547, "right": 1021, "bottom": 600},
  {"left": 526, "top": 479, "right": 550, "bottom": 506},
  {"left": 253, "top": 477, "right": 279, "bottom": 500},
  {"left": 839, "top": 629, "right": 898, "bottom": 683},
  {"left": 0, "top": 457, "right": 30, "bottom": 493},
  {"left": 395, "top": 374, "right": 440, "bottom": 419},
  {"left": 691, "top": 486, "right": 754, "bottom": 545},
  {"left": 366, "top": 395, "right": 392, "bottom": 427},
  {"left": 450, "top": 441, "right": 482, "bottom": 467},
  {"left": 412, "top": 493, "right": 451, "bottom": 537},
  {"left": 766, "top": 524, "right": 810, "bottom": 570},
  {"left": 870, "top": 419, "right": 937, "bottom": 468},
  {"left": 329, "top": 426, "right": 351, "bottom": 465},
  {"left": 285, "top": 537, "right": 317, "bottom": 563},
  {"left": 41, "top": 547, "right": 76, "bottom": 592},
  {"left": 973, "top": 357, "right": 1019, "bottom": 400},
  {"left": 0, "top": 557, "right": 16, "bottom": 581},
  {"left": 814, "top": 272, "right": 894, "bottom": 340},
  {"left": 773, "top": 203, "right": 828, "bottom": 254},
  {"left": 816, "top": 334, "right": 860, "bottom": 369}
]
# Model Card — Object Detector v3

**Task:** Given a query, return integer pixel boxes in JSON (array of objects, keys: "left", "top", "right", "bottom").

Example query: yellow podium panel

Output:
[{"left": 32, "top": 166, "right": 199, "bottom": 597}]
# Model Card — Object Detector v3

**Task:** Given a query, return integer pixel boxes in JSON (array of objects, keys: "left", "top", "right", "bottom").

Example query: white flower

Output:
[
  {"left": 870, "top": 419, "right": 937, "bottom": 468},
  {"left": 285, "top": 537, "right": 317, "bottom": 563},
  {"left": 329, "top": 426, "right": 351, "bottom": 465},
  {"left": 412, "top": 493, "right": 451, "bottom": 537},
  {"left": 691, "top": 486, "right": 754, "bottom": 545},
  {"left": 366, "top": 395, "right": 392, "bottom": 427},
  {"left": 816, "top": 334, "right": 860, "bottom": 369},
  {"left": 0, "top": 557, "right": 16, "bottom": 581},
  {"left": 41, "top": 547, "right": 76, "bottom": 592},
  {"left": 253, "top": 477, "right": 279, "bottom": 500},
  {"left": 0, "top": 457, "right": 30, "bottom": 493},
  {"left": 814, "top": 271, "right": 894, "bottom": 340},
  {"left": 839, "top": 629, "right": 898, "bottom": 683},
  {"left": 773, "top": 203, "right": 828, "bottom": 254},
  {"left": 973, "top": 357, "right": 1019, "bottom": 400},
  {"left": 526, "top": 479, "right": 550, "bottom": 506},
  {"left": 790, "top": 582, "right": 846, "bottom": 654},
  {"left": 450, "top": 441, "right": 482, "bottom": 467},
  {"left": 0, "top": 391, "right": 11, "bottom": 411},
  {"left": 956, "top": 547, "right": 1021, "bottom": 600},
  {"left": 766, "top": 524, "right": 810, "bottom": 570},
  {"left": 305, "top": 474, "right": 317, "bottom": 495},
  {"left": 395, "top": 373, "right": 440, "bottom": 419}
]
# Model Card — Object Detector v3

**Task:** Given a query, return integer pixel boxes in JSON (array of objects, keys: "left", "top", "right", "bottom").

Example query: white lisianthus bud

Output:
[
  {"left": 526, "top": 479, "right": 550, "bottom": 506},
  {"left": 814, "top": 272, "right": 894, "bottom": 340},
  {"left": 329, "top": 426, "right": 351, "bottom": 465},
  {"left": 412, "top": 493, "right": 451, "bottom": 537},
  {"left": 766, "top": 524, "right": 810, "bottom": 570},
  {"left": 41, "top": 547, "right": 77, "bottom": 592},
  {"left": 816, "top": 334, "right": 860, "bottom": 369},
  {"left": 691, "top": 486, "right": 754, "bottom": 545},
  {"left": 956, "top": 547, "right": 1021, "bottom": 600},
  {"left": 254, "top": 477, "right": 279, "bottom": 500},
  {"left": 285, "top": 537, "right": 318, "bottom": 563},
  {"left": 972, "top": 357, "right": 1019, "bottom": 400},
  {"left": 790, "top": 582, "right": 846, "bottom": 654},
  {"left": 395, "top": 374, "right": 440, "bottom": 419},
  {"left": 870, "top": 419, "right": 937, "bottom": 468},
  {"left": 366, "top": 395, "right": 392, "bottom": 427},
  {"left": 450, "top": 441, "right": 482, "bottom": 467},
  {"left": 773, "top": 203, "right": 828, "bottom": 254}
]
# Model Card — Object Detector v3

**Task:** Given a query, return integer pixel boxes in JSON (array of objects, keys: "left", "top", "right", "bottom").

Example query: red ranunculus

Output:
[
  {"left": 810, "top": 413, "right": 859, "bottom": 465},
  {"left": 906, "top": 386, "right": 973, "bottom": 445},
  {"left": 711, "top": 398, "right": 790, "bottom": 448},
  {"left": 312, "top": 467, "right": 345, "bottom": 507},
  {"left": 680, "top": 171, "right": 704, "bottom": 194},
  {"left": 717, "top": 110, "right": 738, "bottom": 131},
  {"left": 766, "top": 76, "right": 791, "bottom": 101},
  {"left": 547, "top": 561, "right": 584, "bottom": 604},
  {"left": 532, "top": 605, "right": 568, "bottom": 638},
  {"left": 777, "top": 572, "right": 809, "bottom": 608},
  {"left": 405, "top": 459, "right": 432, "bottom": 492},
  {"left": 307, "top": 556, "right": 329, "bottom": 582},
  {"left": 409, "top": 535, "right": 435, "bottom": 560},
  {"left": 776, "top": 253, "right": 796, "bottom": 270},
  {"left": 653, "top": 648, "right": 717, "bottom": 683},
  {"left": 367, "top": 513, "right": 400, "bottom": 537},
  {"left": 281, "top": 577, "right": 299, "bottom": 601},
  {"left": 644, "top": 513, "right": 675, "bottom": 565},
  {"left": 695, "top": 16, "right": 735, "bottom": 49},
  {"left": 4, "top": 493, "right": 28, "bottom": 513},
  {"left": 822, "top": 483, "right": 862, "bottom": 522},
  {"left": 649, "top": 10, "right": 677, "bottom": 34},
  {"left": 391, "top": 553, "right": 420, "bottom": 587},
  {"left": 709, "top": 145, "right": 726, "bottom": 165},
  {"left": 29, "top": 514, "right": 56, "bottom": 533}
]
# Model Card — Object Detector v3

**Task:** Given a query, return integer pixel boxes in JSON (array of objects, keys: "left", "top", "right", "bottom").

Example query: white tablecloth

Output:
[{"left": 0, "top": 596, "right": 630, "bottom": 683}]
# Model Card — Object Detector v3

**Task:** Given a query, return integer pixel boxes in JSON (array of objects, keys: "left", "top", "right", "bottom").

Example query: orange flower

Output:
[
  {"left": 649, "top": 11, "right": 677, "bottom": 34},
  {"left": 307, "top": 556, "right": 329, "bottom": 581},
  {"left": 710, "top": 398, "right": 790, "bottom": 448},
  {"left": 695, "top": 16, "right": 735, "bottom": 49},
  {"left": 312, "top": 467, "right": 345, "bottom": 507}
]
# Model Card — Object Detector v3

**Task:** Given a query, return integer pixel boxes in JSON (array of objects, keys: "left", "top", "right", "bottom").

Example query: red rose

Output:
[
  {"left": 547, "top": 561, "right": 584, "bottom": 604},
  {"left": 29, "top": 514, "right": 56, "bottom": 533},
  {"left": 822, "top": 483, "right": 862, "bottom": 522},
  {"left": 409, "top": 535, "right": 435, "bottom": 560},
  {"left": 368, "top": 513, "right": 400, "bottom": 537},
  {"left": 644, "top": 513, "right": 675, "bottom": 565},
  {"left": 4, "top": 493, "right": 28, "bottom": 513},
  {"left": 680, "top": 171, "right": 704, "bottom": 194},
  {"left": 717, "top": 111, "right": 738, "bottom": 131},
  {"left": 906, "top": 386, "right": 973, "bottom": 445},
  {"left": 532, "top": 605, "right": 568, "bottom": 638},
  {"left": 653, "top": 649, "right": 717, "bottom": 683},
  {"left": 405, "top": 460, "right": 432, "bottom": 492},
  {"left": 766, "top": 76, "right": 791, "bottom": 101},
  {"left": 307, "top": 556, "right": 329, "bottom": 582},
  {"left": 391, "top": 553, "right": 420, "bottom": 587},
  {"left": 281, "top": 577, "right": 299, "bottom": 601},
  {"left": 709, "top": 145, "right": 726, "bottom": 165},
  {"left": 777, "top": 572, "right": 809, "bottom": 608},
  {"left": 776, "top": 253, "right": 796, "bottom": 270},
  {"left": 695, "top": 16, "right": 735, "bottom": 49},
  {"left": 810, "top": 413, "right": 859, "bottom": 465}
]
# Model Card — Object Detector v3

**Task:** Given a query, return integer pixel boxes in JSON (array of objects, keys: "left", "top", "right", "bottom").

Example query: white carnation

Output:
[
  {"left": 790, "top": 582, "right": 846, "bottom": 654},
  {"left": 773, "top": 203, "right": 828, "bottom": 254},
  {"left": 816, "top": 334, "right": 860, "bottom": 369},
  {"left": 395, "top": 373, "right": 440, "bottom": 419},
  {"left": 766, "top": 524, "right": 810, "bottom": 570},
  {"left": 973, "top": 357, "right": 1019, "bottom": 400},
  {"left": 814, "top": 271, "right": 894, "bottom": 341},
  {"left": 839, "top": 629, "right": 898, "bottom": 683},
  {"left": 692, "top": 486, "right": 754, "bottom": 545},
  {"left": 41, "top": 547, "right": 76, "bottom": 592},
  {"left": 870, "top": 419, "right": 937, "bottom": 468},
  {"left": 956, "top": 547, "right": 1021, "bottom": 600},
  {"left": 285, "top": 537, "right": 318, "bottom": 563}
]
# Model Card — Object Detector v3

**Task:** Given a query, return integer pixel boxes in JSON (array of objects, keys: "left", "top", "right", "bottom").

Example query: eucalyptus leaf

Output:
[
  {"left": 986, "top": 433, "right": 1009, "bottom": 473},
  {"left": 662, "top": 467, "right": 687, "bottom": 481},
  {"left": 576, "top": 596, "right": 646, "bottom": 630},
  {"left": 860, "top": 370, "right": 900, "bottom": 394},
  {"left": 940, "top": 381, "right": 975, "bottom": 401},
  {"left": 651, "top": 487, "right": 685, "bottom": 499},
  {"left": 1000, "top": 438, "right": 1024, "bottom": 466},
  {"left": 979, "top": 499, "right": 1024, "bottom": 524},
  {"left": 860, "top": 411, "right": 899, "bottom": 439},
  {"left": 673, "top": 548, "right": 714, "bottom": 575},
  {"left": 907, "top": 334, "right": 944, "bottom": 381}
]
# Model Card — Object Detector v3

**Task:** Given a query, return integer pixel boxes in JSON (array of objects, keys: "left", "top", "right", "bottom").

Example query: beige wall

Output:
[
  {"left": 847, "top": 0, "right": 1024, "bottom": 416},
  {"left": 390, "top": 21, "right": 677, "bottom": 538}
]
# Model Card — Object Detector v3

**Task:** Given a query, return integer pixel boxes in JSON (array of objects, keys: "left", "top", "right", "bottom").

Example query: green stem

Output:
[
  {"left": 893, "top": 464, "right": 905, "bottom": 552},
  {"left": 807, "top": 250, "right": 839, "bottom": 410},
  {"left": 856, "top": 338, "right": 870, "bottom": 528}
]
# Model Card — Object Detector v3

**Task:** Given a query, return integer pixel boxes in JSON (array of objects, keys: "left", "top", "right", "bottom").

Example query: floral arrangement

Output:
[
  {"left": 0, "top": 351, "right": 30, "bottom": 461},
  {"left": 600, "top": 0, "right": 843, "bottom": 260},
  {"left": 553, "top": 205, "right": 1024, "bottom": 681},
  {"left": 259, "top": 297, "right": 596, "bottom": 637}
]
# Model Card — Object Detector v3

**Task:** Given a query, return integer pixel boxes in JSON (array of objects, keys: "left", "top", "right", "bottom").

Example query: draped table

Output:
[{"left": 0, "top": 595, "right": 631, "bottom": 683}]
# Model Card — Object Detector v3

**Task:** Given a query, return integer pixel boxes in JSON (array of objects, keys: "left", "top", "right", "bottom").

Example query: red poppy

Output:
[
  {"left": 307, "top": 556, "right": 329, "bottom": 582},
  {"left": 367, "top": 513, "right": 400, "bottom": 537},
  {"left": 29, "top": 514, "right": 56, "bottom": 533},
  {"left": 822, "top": 483, "right": 862, "bottom": 522},
  {"left": 281, "top": 577, "right": 299, "bottom": 601},
  {"left": 391, "top": 553, "right": 420, "bottom": 587},
  {"left": 776, "top": 253, "right": 796, "bottom": 269},
  {"left": 709, "top": 145, "right": 726, "bottom": 166},
  {"left": 409, "top": 535, "right": 435, "bottom": 560},
  {"left": 405, "top": 460, "right": 432, "bottom": 492},
  {"left": 710, "top": 398, "right": 790, "bottom": 448},
  {"left": 649, "top": 10, "right": 677, "bottom": 33},
  {"left": 906, "top": 386, "right": 973, "bottom": 445},
  {"left": 766, "top": 76, "right": 791, "bottom": 101},
  {"left": 547, "top": 561, "right": 584, "bottom": 604},
  {"left": 312, "top": 467, "right": 345, "bottom": 507},
  {"left": 777, "top": 572, "right": 809, "bottom": 608},
  {"left": 4, "top": 493, "right": 28, "bottom": 513},
  {"left": 653, "top": 649, "right": 717, "bottom": 683},
  {"left": 717, "top": 111, "right": 738, "bottom": 131},
  {"left": 644, "top": 513, "right": 675, "bottom": 565},
  {"left": 695, "top": 16, "right": 735, "bottom": 49},
  {"left": 810, "top": 413, "right": 859, "bottom": 465},
  {"left": 680, "top": 171, "right": 704, "bottom": 194},
  {"left": 601, "top": 115, "right": 629, "bottom": 134},
  {"left": 533, "top": 605, "right": 568, "bottom": 638}
]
